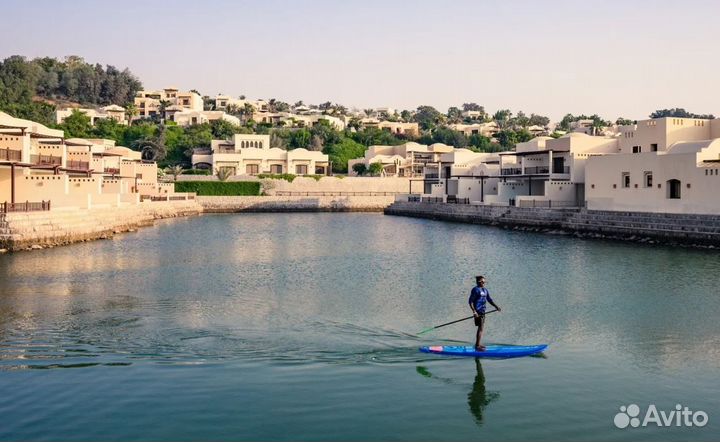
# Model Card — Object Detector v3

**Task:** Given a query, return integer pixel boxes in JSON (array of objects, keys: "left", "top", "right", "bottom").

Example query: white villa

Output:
[
  {"left": 423, "top": 149, "right": 504, "bottom": 202},
  {"left": 585, "top": 117, "right": 720, "bottom": 214},
  {"left": 56, "top": 105, "right": 127, "bottom": 126},
  {"left": 348, "top": 142, "right": 454, "bottom": 177},
  {"left": 214, "top": 95, "right": 269, "bottom": 112},
  {"left": 0, "top": 111, "right": 187, "bottom": 211},
  {"left": 191, "top": 133, "right": 330, "bottom": 176}
]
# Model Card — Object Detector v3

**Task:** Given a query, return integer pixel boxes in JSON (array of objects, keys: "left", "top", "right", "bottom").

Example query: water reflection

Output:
[
  {"left": 467, "top": 358, "right": 500, "bottom": 425},
  {"left": 416, "top": 359, "right": 500, "bottom": 427}
]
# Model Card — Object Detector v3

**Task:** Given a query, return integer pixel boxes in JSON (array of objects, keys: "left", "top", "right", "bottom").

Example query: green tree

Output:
[
  {"left": 414, "top": 105, "right": 445, "bottom": 131},
  {"left": 615, "top": 117, "right": 634, "bottom": 126},
  {"left": 92, "top": 118, "right": 126, "bottom": 143},
  {"left": 649, "top": 108, "right": 714, "bottom": 119},
  {"left": 58, "top": 109, "right": 92, "bottom": 138},
  {"left": 289, "top": 128, "right": 312, "bottom": 149},
  {"left": 352, "top": 163, "right": 367, "bottom": 176},
  {"left": 368, "top": 162, "right": 384, "bottom": 176},
  {"left": 447, "top": 106, "right": 463, "bottom": 124},
  {"left": 324, "top": 137, "right": 365, "bottom": 173}
]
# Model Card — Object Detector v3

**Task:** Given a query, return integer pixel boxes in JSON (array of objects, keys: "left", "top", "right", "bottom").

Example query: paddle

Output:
[{"left": 418, "top": 309, "right": 498, "bottom": 335}]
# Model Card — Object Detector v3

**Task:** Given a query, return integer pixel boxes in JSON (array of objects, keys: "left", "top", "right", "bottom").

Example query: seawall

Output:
[
  {"left": 0, "top": 200, "right": 202, "bottom": 252},
  {"left": 384, "top": 201, "right": 720, "bottom": 247},
  {"left": 197, "top": 195, "right": 394, "bottom": 212}
]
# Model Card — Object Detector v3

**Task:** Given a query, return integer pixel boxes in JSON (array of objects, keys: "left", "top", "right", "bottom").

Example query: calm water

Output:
[{"left": 0, "top": 213, "right": 719, "bottom": 441}]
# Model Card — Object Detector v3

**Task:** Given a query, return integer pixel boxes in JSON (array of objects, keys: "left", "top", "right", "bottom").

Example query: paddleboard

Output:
[{"left": 419, "top": 344, "right": 548, "bottom": 358}]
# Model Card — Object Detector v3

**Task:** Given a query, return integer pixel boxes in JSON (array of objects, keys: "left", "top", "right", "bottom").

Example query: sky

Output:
[{"left": 1, "top": 0, "right": 719, "bottom": 121}]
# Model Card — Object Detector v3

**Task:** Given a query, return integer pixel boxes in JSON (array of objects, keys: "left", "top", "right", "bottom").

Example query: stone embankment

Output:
[
  {"left": 197, "top": 196, "right": 394, "bottom": 212},
  {"left": 385, "top": 201, "right": 720, "bottom": 247},
  {"left": 0, "top": 200, "right": 202, "bottom": 252}
]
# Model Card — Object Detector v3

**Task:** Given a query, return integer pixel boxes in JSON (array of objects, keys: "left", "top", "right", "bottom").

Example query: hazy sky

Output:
[{"left": 2, "top": 0, "right": 718, "bottom": 120}]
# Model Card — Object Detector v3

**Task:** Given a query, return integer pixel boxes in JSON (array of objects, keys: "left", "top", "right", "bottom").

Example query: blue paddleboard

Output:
[{"left": 419, "top": 344, "right": 548, "bottom": 358}]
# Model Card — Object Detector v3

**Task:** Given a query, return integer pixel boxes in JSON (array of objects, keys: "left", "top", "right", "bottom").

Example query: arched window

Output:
[
  {"left": 259, "top": 142, "right": 263, "bottom": 149},
  {"left": 241, "top": 141, "right": 246, "bottom": 148},
  {"left": 667, "top": 179, "right": 681, "bottom": 199}
]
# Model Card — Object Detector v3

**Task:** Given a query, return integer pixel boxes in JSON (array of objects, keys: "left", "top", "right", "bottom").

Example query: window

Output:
[
  {"left": 650, "top": 143, "right": 658, "bottom": 152},
  {"left": 644, "top": 172, "right": 653, "bottom": 187},
  {"left": 622, "top": 172, "right": 630, "bottom": 188},
  {"left": 667, "top": 179, "right": 681, "bottom": 199},
  {"left": 270, "top": 164, "right": 283, "bottom": 174},
  {"left": 632, "top": 146, "right": 642, "bottom": 153},
  {"left": 246, "top": 164, "right": 259, "bottom": 174},
  {"left": 295, "top": 165, "right": 308, "bottom": 175}
]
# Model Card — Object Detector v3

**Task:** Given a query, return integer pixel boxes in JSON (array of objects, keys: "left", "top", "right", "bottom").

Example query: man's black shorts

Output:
[{"left": 474, "top": 314, "right": 485, "bottom": 328}]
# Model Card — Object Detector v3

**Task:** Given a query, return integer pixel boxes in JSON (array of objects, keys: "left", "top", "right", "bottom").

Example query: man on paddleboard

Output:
[{"left": 469, "top": 275, "right": 501, "bottom": 351}]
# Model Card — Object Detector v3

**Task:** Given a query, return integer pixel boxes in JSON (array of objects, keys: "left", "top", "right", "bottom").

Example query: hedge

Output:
[
  {"left": 181, "top": 169, "right": 211, "bottom": 175},
  {"left": 174, "top": 181, "right": 260, "bottom": 196}
]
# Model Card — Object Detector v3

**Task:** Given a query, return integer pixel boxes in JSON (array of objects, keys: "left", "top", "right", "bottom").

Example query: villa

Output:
[
  {"left": 191, "top": 133, "right": 330, "bottom": 176},
  {"left": 361, "top": 120, "right": 419, "bottom": 138},
  {"left": 449, "top": 122, "right": 500, "bottom": 138},
  {"left": 348, "top": 142, "right": 454, "bottom": 177},
  {"left": 134, "top": 87, "right": 203, "bottom": 119},
  {"left": 0, "top": 111, "right": 187, "bottom": 212},
  {"left": 585, "top": 117, "right": 720, "bottom": 214},
  {"left": 56, "top": 105, "right": 127, "bottom": 126}
]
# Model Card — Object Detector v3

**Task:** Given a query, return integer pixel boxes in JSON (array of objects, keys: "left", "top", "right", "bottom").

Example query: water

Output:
[{"left": 0, "top": 213, "right": 718, "bottom": 441}]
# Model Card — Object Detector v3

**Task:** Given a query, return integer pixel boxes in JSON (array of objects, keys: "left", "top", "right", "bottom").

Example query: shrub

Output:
[
  {"left": 174, "top": 181, "right": 260, "bottom": 196},
  {"left": 182, "top": 169, "right": 211, "bottom": 175},
  {"left": 257, "top": 173, "right": 296, "bottom": 182}
]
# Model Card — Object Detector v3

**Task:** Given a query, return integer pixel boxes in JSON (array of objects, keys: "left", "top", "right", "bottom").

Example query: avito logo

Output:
[{"left": 614, "top": 404, "right": 709, "bottom": 429}]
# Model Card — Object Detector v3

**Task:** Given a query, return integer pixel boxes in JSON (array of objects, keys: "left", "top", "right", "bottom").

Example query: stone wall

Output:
[
  {"left": 197, "top": 196, "right": 394, "bottom": 212},
  {"left": 0, "top": 200, "right": 202, "bottom": 252},
  {"left": 385, "top": 201, "right": 720, "bottom": 246}
]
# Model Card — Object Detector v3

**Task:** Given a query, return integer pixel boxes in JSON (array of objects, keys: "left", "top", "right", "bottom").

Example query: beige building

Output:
[
  {"left": 585, "top": 117, "right": 720, "bottom": 214},
  {"left": 56, "top": 105, "right": 127, "bottom": 125},
  {"left": 449, "top": 122, "right": 500, "bottom": 138},
  {"left": 361, "top": 120, "right": 419, "bottom": 137},
  {"left": 215, "top": 95, "right": 268, "bottom": 112},
  {"left": 134, "top": 87, "right": 203, "bottom": 119},
  {"left": 192, "top": 133, "right": 330, "bottom": 176},
  {"left": 167, "top": 109, "right": 241, "bottom": 127},
  {"left": 1, "top": 111, "right": 186, "bottom": 211},
  {"left": 348, "top": 142, "right": 454, "bottom": 177}
]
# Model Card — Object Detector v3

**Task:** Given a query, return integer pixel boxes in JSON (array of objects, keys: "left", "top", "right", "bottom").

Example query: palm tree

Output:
[
  {"left": 364, "top": 108, "right": 375, "bottom": 118},
  {"left": 164, "top": 165, "right": 184, "bottom": 181},
  {"left": 215, "top": 167, "right": 233, "bottom": 182},
  {"left": 158, "top": 99, "right": 172, "bottom": 123},
  {"left": 124, "top": 103, "right": 138, "bottom": 126}
]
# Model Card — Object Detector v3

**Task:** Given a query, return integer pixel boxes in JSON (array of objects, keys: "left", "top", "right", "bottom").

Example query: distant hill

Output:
[{"left": 0, "top": 55, "right": 143, "bottom": 126}]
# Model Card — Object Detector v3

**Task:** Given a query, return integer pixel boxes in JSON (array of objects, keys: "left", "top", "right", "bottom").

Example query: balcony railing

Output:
[
  {"left": 104, "top": 167, "right": 120, "bottom": 174},
  {"left": 66, "top": 160, "right": 90, "bottom": 170},
  {"left": 2, "top": 200, "right": 51, "bottom": 213},
  {"left": 421, "top": 197, "right": 443, "bottom": 203},
  {"left": 553, "top": 166, "right": 570, "bottom": 174},
  {"left": 523, "top": 166, "right": 550, "bottom": 174},
  {"left": 501, "top": 167, "right": 522, "bottom": 175},
  {"left": 0, "top": 148, "right": 22, "bottom": 162},
  {"left": 30, "top": 154, "right": 62, "bottom": 166}
]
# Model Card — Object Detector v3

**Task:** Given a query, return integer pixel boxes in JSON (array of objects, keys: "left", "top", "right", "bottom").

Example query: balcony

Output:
[
  {"left": 0, "top": 148, "right": 22, "bottom": 162},
  {"left": 523, "top": 166, "right": 550, "bottom": 174},
  {"left": 553, "top": 166, "right": 570, "bottom": 174},
  {"left": 30, "top": 154, "right": 62, "bottom": 166},
  {"left": 104, "top": 167, "right": 120, "bottom": 174},
  {"left": 1, "top": 200, "right": 51, "bottom": 213},
  {"left": 66, "top": 160, "right": 90, "bottom": 170},
  {"left": 501, "top": 167, "right": 522, "bottom": 175}
]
